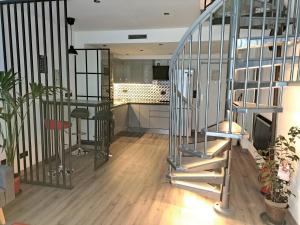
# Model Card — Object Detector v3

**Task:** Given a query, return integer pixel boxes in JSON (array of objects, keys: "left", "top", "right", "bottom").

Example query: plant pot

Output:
[
  {"left": 14, "top": 174, "right": 21, "bottom": 194},
  {"left": 265, "top": 198, "right": 288, "bottom": 224}
]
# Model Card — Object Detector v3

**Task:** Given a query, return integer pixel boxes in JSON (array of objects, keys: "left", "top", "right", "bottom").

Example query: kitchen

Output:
[{"left": 111, "top": 58, "right": 170, "bottom": 136}]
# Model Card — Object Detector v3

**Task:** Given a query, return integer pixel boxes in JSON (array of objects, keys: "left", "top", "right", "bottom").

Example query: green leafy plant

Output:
[
  {"left": 0, "top": 69, "right": 65, "bottom": 167},
  {"left": 257, "top": 126, "right": 300, "bottom": 204}
]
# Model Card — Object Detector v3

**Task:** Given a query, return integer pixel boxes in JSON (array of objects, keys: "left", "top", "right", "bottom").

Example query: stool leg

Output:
[
  {"left": 75, "top": 117, "right": 88, "bottom": 156},
  {"left": 78, "top": 118, "right": 82, "bottom": 151}
]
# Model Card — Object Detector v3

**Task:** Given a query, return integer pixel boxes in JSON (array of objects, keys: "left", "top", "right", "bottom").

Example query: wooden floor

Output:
[{"left": 4, "top": 133, "right": 276, "bottom": 225}]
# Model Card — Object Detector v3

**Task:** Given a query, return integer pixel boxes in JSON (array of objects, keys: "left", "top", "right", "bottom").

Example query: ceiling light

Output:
[
  {"left": 94, "top": 0, "right": 101, "bottom": 3},
  {"left": 140, "top": 50, "right": 144, "bottom": 52},
  {"left": 102, "top": 44, "right": 107, "bottom": 47},
  {"left": 163, "top": 12, "right": 170, "bottom": 16},
  {"left": 159, "top": 43, "right": 164, "bottom": 46}
]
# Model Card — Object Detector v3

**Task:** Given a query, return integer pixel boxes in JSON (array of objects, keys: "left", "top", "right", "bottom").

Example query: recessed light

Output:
[
  {"left": 94, "top": 0, "right": 101, "bottom": 3},
  {"left": 140, "top": 49, "right": 144, "bottom": 52},
  {"left": 159, "top": 43, "right": 164, "bottom": 46},
  {"left": 163, "top": 12, "right": 170, "bottom": 16},
  {"left": 102, "top": 44, "right": 107, "bottom": 47}
]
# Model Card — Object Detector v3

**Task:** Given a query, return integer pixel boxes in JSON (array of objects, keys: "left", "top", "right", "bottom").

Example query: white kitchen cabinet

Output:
[
  {"left": 128, "top": 104, "right": 140, "bottom": 128},
  {"left": 149, "top": 117, "right": 169, "bottom": 129},
  {"left": 149, "top": 105, "right": 169, "bottom": 130},
  {"left": 139, "top": 105, "right": 150, "bottom": 128},
  {"left": 112, "top": 104, "right": 128, "bottom": 135}
]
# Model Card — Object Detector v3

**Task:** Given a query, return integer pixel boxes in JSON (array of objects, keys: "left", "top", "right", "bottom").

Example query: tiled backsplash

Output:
[{"left": 113, "top": 81, "right": 170, "bottom": 102}]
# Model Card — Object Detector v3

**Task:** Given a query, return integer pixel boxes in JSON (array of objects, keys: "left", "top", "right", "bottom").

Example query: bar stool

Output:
[
  {"left": 93, "top": 110, "right": 113, "bottom": 160},
  {"left": 71, "top": 108, "right": 90, "bottom": 156},
  {"left": 44, "top": 119, "right": 72, "bottom": 176}
]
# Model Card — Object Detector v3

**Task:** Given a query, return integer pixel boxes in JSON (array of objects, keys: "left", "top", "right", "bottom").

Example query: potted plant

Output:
[
  {"left": 0, "top": 69, "right": 63, "bottom": 194},
  {"left": 257, "top": 126, "right": 300, "bottom": 224}
]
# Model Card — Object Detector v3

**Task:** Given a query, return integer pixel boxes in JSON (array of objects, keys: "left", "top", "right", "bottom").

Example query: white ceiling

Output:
[{"left": 69, "top": 0, "right": 202, "bottom": 31}]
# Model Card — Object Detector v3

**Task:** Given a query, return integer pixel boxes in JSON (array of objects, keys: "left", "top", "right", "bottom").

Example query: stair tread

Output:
[
  {"left": 172, "top": 181, "right": 221, "bottom": 194},
  {"left": 203, "top": 121, "right": 246, "bottom": 139},
  {"left": 233, "top": 101, "right": 283, "bottom": 113},
  {"left": 235, "top": 57, "right": 300, "bottom": 70},
  {"left": 180, "top": 139, "right": 230, "bottom": 157},
  {"left": 207, "top": 121, "right": 242, "bottom": 134},
  {"left": 182, "top": 155, "right": 227, "bottom": 170},
  {"left": 171, "top": 171, "right": 224, "bottom": 178},
  {"left": 237, "top": 36, "right": 300, "bottom": 49},
  {"left": 233, "top": 81, "right": 287, "bottom": 90}
]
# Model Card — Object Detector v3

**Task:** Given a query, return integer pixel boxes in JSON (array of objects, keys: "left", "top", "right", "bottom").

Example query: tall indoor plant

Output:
[
  {"left": 257, "top": 126, "right": 300, "bottom": 224},
  {"left": 0, "top": 69, "right": 63, "bottom": 193}
]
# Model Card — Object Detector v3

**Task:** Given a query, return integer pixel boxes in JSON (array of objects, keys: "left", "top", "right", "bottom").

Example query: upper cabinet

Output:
[{"left": 112, "top": 59, "right": 153, "bottom": 84}]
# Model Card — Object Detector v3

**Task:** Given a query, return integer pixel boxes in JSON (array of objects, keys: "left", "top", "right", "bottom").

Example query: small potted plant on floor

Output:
[
  {"left": 0, "top": 69, "right": 63, "bottom": 194},
  {"left": 257, "top": 126, "right": 300, "bottom": 224}
]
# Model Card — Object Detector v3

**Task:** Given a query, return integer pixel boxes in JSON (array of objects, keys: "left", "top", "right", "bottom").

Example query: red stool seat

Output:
[{"left": 44, "top": 120, "right": 71, "bottom": 130}]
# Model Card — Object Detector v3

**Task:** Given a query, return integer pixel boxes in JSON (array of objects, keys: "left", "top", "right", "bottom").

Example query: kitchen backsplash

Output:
[{"left": 113, "top": 81, "right": 170, "bottom": 102}]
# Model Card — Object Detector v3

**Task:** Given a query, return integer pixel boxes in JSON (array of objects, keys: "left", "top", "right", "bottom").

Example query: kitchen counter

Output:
[{"left": 111, "top": 101, "right": 170, "bottom": 135}]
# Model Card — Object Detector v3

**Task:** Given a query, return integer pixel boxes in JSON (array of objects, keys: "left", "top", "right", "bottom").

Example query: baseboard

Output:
[{"left": 286, "top": 210, "right": 297, "bottom": 225}]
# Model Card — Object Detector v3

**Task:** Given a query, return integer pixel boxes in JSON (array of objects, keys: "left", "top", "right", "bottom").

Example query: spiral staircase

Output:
[{"left": 167, "top": 0, "right": 300, "bottom": 215}]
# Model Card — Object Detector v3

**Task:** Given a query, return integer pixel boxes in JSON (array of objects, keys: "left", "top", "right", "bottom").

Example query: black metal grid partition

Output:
[
  {"left": 0, "top": 0, "right": 72, "bottom": 189},
  {"left": 74, "top": 48, "right": 111, "bottom": 143}
]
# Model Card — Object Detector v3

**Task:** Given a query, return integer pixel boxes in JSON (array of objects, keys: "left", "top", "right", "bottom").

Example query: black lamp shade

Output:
[
  {"left": 68, "top": 45, "right": 78, "bottom": 55},
  {"left": 67, "top": 17, "right": 75, "bottom": 26}
]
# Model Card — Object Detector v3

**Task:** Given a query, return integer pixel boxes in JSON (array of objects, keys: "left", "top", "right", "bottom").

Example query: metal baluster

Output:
[
  {"left": 181, "top": 47, "right": 185, "bottom": 144},
  {"left": 187, "top": 35, "right": 192, "bottom": 149},
  {"left": 290, "top": 0, "right": 300, "bottom": 82},
  {"left": 268, "top": 0, "right": 281, "bottom": 106},
  {"left": 242, "top": 0, "right": 253, "bottom": 133},
  {"left": 204, "top": 14, "right": 213, "bottom": 155},
  {"left": 175, "top": 60, "right": 179, "bottom": 165},
  {"left": 216, "top": 0, "right": 226, "bottom": 132},
  {"left": 180, "top": 49, "right": 185, "bottom": 167},
  {"left": 170, "top": 65, "right": 174, "bottom": 164},
  {"left": 194, "top": 24, "right": 202, "bottom": 153},
  {"left": 279, "top": 0, "right": 292, "bottom": 106},
  {"left": 226, "top": 0, "right": 240, "bottom": 134},
  {"left": 256, "top": 0, "right": 267, "bottom": 108}
]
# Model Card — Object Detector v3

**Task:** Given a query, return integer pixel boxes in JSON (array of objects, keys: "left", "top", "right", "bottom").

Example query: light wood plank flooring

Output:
[{"left": 3, "top": 133, "right": 281, "bottom": 225}]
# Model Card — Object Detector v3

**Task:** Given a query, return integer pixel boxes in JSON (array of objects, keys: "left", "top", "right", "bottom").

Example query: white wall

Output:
[{"left": 277, "top": 87, "right": 300, "bottom": 223}]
